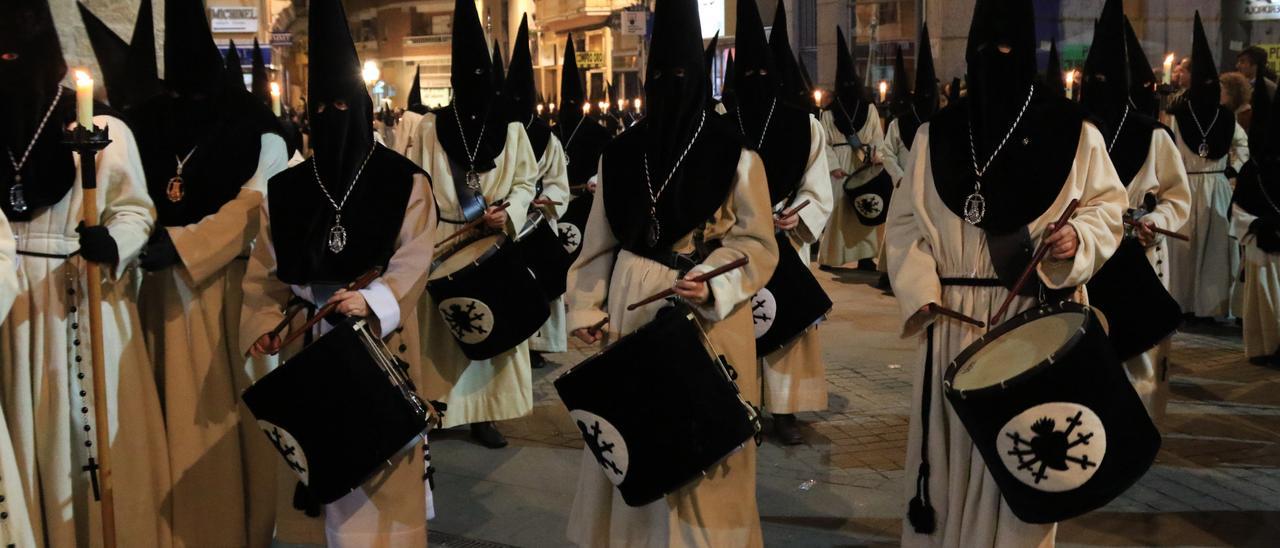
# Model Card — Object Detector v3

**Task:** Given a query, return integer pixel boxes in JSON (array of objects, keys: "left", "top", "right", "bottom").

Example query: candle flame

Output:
[
  {"left": 582, "top": 103, "right": 591, "bottom": 114},
  {"left": 1066, "top": 70, "right": 1076, "bottom": 85},
  {"left": 1164, "top": 53, "right": 1176, "bottom": 65},
  {"left": 813, "top": 89, "right": 823, "bottom": 105},
  {"left": 617, "top": 98, "right": 625, "bottom": 110},
  {"left": 269, "top": 82, "right": 281, "bottom": 97},
  {"left": 537, "top": 103, "right": 544, "bottom": 114},
  {"left": 74, "top": 70, "right": 92, "bottom": 85}
]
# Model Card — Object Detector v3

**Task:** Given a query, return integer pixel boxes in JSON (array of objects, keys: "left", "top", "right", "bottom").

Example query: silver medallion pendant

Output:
[
  {"left": 9, "top": 177, "right": 28, "bottom": 213},
  {"left": 963, "top": 191, "right": 987, "bottom": 225},
  {"left": 465, "top": 170, "right": 481, "bottom": 191},
  {"left": 167, "top": 176, "right": 185, "bottom": 203},
  {"left": 1198, "top": 142, "right": 1209, "bottom": 158},
  {"left": 327, "top": 223, "right": 348, "bottom": 253}
]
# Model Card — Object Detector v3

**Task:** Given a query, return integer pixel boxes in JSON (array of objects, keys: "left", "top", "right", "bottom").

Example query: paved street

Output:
[{"left": 426, "top": 267, "right": 1280, "bottom": 547}]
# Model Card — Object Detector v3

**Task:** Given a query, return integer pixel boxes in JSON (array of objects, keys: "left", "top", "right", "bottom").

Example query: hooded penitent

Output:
[
  {"left": 503, "top": 14, "right": 551, "bottom": 161},
  {"left": 1235, "top": 69, "right": 1280, "bottom": 251},
  {"left": 126, "top": 0, "right": 162, "bottom": 107},
  {"left": 900, "top": 23, "right": 938, "bottom": 150},
  {"left": 407, "top": 65, "right": 428, "bottom": 114},
  {"left": 558, "top": 34, "right": 586, "bottom": 129},
  {"left": 732, "top": 0, "right": 809, "bottom": 205},
  {"left": 1172, "top": 11, "right": 1233, "bottom": 160},
  {"left": 224, "top": 40, "right": 245, "bottom": 91},
  {"left": 1082, "top": 0, "right": 1161, "bottom": 186},
  {"left": 492, "top": 39, "right": 506, "bottom": 91},
  {"left": 129, "top": 0, "right": 279, "bottom": 228},
  {"left": 0, "top": 0, "right": 77, "bottom": 221},
  {"left": 252, "top": 37, "right": 271, "bottom": 106},
  {"left": 438, "top": 0, "right": 504, "bottom": 173},
  {"left": 1124, "top": 16, "right": 1159, "bottom": 118},
  {"left": 704, "top": 30, "right": 720, "bottom": 104},
  {"left": 1044, "top": 41, "right": 1064, "bottom": 98},
  {"left": 601, "top": 0, "right": 742, "bottom": 252},
  {"left": 832, "top": 26, "right": 869, "bottom": 135},
  {"left": 78, "top": 2, "right": 131, "bottom": 109},
  {"left": 890, "top": 46, "right": 911, "bottom": 118},
  {"left": 771, "top": 1, "right": 811, "bottom": 110},
  {"left": 266, "top": 0, "right": 423, "bottom": 285},
  {"left": 926, "top": 0, "right": 1084, "bottom": 233},
  {"left": 553, "top": 31, "right": 612, "bottom": 186}
]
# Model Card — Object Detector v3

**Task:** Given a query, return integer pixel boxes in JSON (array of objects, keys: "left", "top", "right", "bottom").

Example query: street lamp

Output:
[{"left": 362, "top": 61, "right": 380, "bottom": 87}]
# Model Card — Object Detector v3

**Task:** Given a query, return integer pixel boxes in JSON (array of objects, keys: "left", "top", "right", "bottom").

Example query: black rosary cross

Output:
[{"left": 83, "top": 457, "right": 101, "bottom": 501}]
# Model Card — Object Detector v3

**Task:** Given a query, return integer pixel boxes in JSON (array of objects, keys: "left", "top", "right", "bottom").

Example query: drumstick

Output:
[
  {"left": 626, "top": 257, "right": 750, "bottom": 311},
  {"left": 778, "top": 200, "right": 812, "bottom": 220},
  {"left": 273, "top": 268, "right": 384, "bottom": 354},
  {"left": 533, "top": 198, "right": 564, "bottom": 207},
  {"left": 990, "top": 199, "right": 1080, "bottom": 326},
  {"left": 586, "top": 316, "right": 609, "bottom": 335},
  {"left": 434, "top": 201, "right": 511, "bottom": 249},
  {"left": 928, "top": 303, "right": 986, "bottom": 329},
  {"left": 1124, "top": 218, "right": 1190, "bottom": 241}
]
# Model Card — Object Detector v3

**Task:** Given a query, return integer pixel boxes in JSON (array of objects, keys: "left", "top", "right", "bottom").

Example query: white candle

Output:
[
  {"left": 270, "top": 82, "right": 282, "bottom": 117},
  {"left": 549, "top": 102, "right": 556, "bottom": 113},
  {"left": 598, "top": 101, "right": 608, "bottom": 112},
  {"left": 582, "top": 103, "right": 591, "bottom": 114},
  {"left": 74, "top": 70, "right": 94, "bottom": 129},
  {"left": 813, "top": 89, "right": 823, "bottom": 106},
  {"left": 878, "top": 81, "right": 888, "bottom": 103},
  {"left": 634, "top": 98, "right": 642, "bottom": 113},
  {"left": 617, "top": 98, "right": 625, "bottom": 111},
  {"left": 537, "top": 103, "right": 544, "bottom": 116},
  {"left": 1163, "top": 54, "right": 1175, "bottom": 85},
  {"left": 1065, "top": 70, "right": 1075, "bottom": 99}
]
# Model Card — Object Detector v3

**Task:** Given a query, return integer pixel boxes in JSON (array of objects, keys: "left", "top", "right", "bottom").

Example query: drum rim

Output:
[
  {"left": 515, "top": 209, "right": 548, "bottom": 242},
  {"left": 556, "top": 306, "right": 722, "bottom": 382},
  {"left": 942, "top": 301, "right": 1094, "bottom": 397},
  {"left": 429, "top": 231, "right": 510, "bottom": 280}
]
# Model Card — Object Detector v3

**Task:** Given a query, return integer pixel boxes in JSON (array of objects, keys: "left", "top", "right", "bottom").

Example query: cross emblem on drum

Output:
[
  {"left": 443, "top": 301, "right": 489, "bottom": 339},
  {"left": 1005, "top": 410, "right": 1097, "bottom": 484},
  {"left": 266, "top": 426, "right": 307, "bottom": 475},
  {"left": 578, "top": 419, "right": 623, "bottom": 477}
]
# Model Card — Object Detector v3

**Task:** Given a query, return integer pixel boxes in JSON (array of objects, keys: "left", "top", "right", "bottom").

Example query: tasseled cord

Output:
[{"left": 908, "top": 324, "right": 937, "bottom": 534}]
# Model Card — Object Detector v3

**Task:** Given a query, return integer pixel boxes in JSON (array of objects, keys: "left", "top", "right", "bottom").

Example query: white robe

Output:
[
  {"left": 1166, "top": 118, "right": 1248, "bottom": 317},
  {"left": 761, "top": 116, "right": 835, "bottom": 414},
  {"left": 0, "top": 211, "right": 37, "bottom": 548},
  {"left": 394, "top": 111, "right": 424, "bottom": 158},
  {"left": 1, "top": 115, "right": 172, "bottom": 548},
  {"left": 138, "top": 134, "right": 288, "bottom": 548},
  {"left": 565, "top": 149, "right": 778, "bottom": 548},
  {"left": 1231, "top": 204, "right": 1280, "bottom": 359},
  {"left": 876, "top": 118, "right": 913, "bottom": 273},
  {"left": 529, "top": 133, "right": 572, "bottom": 354},
  {"left": 238, "top": 166, "right": 437, "bottom": 547},
  {"left": 819, "top": 107, "right": 884, "bottom": 267},
  {"left": 1117, "top": 128, "right": 1192, "bottom": 423},
  {"left": 886, "top": 122, "right": 1127, "bottom": 548},
  {"left": 410, "top": 115, "right": 539, "bottom": 427}
]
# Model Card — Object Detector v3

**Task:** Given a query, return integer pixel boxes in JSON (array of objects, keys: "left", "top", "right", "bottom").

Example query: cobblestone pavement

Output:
[{"left": 428, "top": 267, "right": 1280, "bottom": 547}]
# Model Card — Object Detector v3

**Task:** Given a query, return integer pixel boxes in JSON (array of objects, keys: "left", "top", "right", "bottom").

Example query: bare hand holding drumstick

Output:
[
  {"left": 673, "top": 272, "right": 710, "bottom": 304},
  {"left": 483, "top": 204, "right": 508, "bottom": 229},
  {"left": 249, "top": 333, "right": 281, "bottom": 358},
  {"left": 1044, "top": 221, "right": 1079, "bottom": 259}
]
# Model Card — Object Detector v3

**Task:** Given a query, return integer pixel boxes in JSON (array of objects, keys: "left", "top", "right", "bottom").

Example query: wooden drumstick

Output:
[
  {"left": 586, "top": 316, "right": 609, "bottom": 336},
  {"left": 1124, "top": 218, "right": 1190, "bottom": 241},
  {"left": 928, "top": 303, "right": 986, "bottom": 329},
  {"left": 990, "top": 198, "right": 1081, "bottom": 326},
  {"left": 533, "top": 198, "right": 564, "bottom": 207},
  {"left": 271, "top": 268, "right": 383, "bottom": 354},
  {"left": 626, "top": 257, "right": 750, "bottom": 311},
  {"left": 778, "top": 200, "right": 812, "bottom": 220},
  {"left": 434, "top": 201, "right": 510, "bottom": 249}
]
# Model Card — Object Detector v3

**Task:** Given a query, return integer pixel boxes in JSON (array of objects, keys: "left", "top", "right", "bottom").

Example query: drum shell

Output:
[
  {"left": 241, "top": 320, "right": 427, "bottom": 504},
  {"left": 554, "top": 306, "right": 758, "bottom": 507},
  {"left": 943, "top": 303, "right": 1160, "bottom": 524},
  {"left": 516, "top": 212, "right": 570, "bottom": 299},
  {"left": 754, "top": 231, "right": 832, "bottom": 356},
  {"left": 1086, "top": 238, "right": 1182, "bottom": 360},
  {"left": 558, "top": 193, "right": 593, "bottom": 267},
  {"left": 428, "top": 236, "right": 550, "bottom": 361},
  {"left": 844, "top": 168, "right": 893, "bottom": 226}
]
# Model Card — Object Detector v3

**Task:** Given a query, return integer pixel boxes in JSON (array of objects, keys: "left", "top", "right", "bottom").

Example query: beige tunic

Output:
[
  {"left": 565, "top": 150, "right": 778, "bottom": 548},
  {"left": 1167, "top": 118, "right": 1248, "bottom": 317},
  {"left": 1, "top": 115, "right": 172, "bottom": 548},
  {"left": 137, "top": 134, "right": 288, "bottom": 548},
  {"left": 886, "top": 122, "right": 1127, "bottom": 548},
  {"left": 762, "top": 116, "right": 834, "bottom": 414},
  {"left": 876, "top": 118, "right": 914, "bottom": 273},
  {"left": 238, "top": 165, "right": 437, "bottom": 547},
  {"left": 1232, "top": 204, "right": 1280, "bottom": 359},
  {"left": 0, "top": 211, "right": 37, "bottom": 548},
  {"left": 411, "top": 115, "right": 539, "bottom": 427},
  {"left": 529, "top": 133, "right": 572, "bottom": 354},
  {"left": 1118, "top": 128, "right": 1192, "bottom": 423},
  {"left": 819, "top": 107, "right": 884, "bottom": 267},
  {"left": 393, "top": 111, "right": 424, "bottom": 158}
]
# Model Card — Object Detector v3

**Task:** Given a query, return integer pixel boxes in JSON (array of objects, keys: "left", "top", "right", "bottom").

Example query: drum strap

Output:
[{"left": 908, "top": 325, "right": 937, "bottom": 534}]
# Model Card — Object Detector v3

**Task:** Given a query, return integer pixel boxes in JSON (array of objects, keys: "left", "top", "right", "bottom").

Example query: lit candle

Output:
[
  {"left": 1065, "top": 70, "right": 1075, "bottom": 100},
  {"left": 549, "top": 102, "right": 556, "bottom": 113},
  {"left": 1163, "top": 53, "right": 1175, "bottom": 85},
  {"left": 582, "top": 103, "right": 591, "bottom": 114},
  {"left": 74, "top": 70, "right": 94, "bottom": 129},
  {"left": 537, "top": 103, "right": 544, "bottom": 116},
  {"left": 617, "top": 98, "right": 625, "bottom": 111},
  {"left": 813, "top": 89, "right": 823, "bottom": 106},
  {"left": 878, "top": 81, "right": 888, "bottom": 103},
  {"left": 634, "top": 98, "right": 642, "bottom": 113},
  {"left": 598, "top": 101, "right": 608, "bottom": 112},
  {"left": 269, "top": 82, "right": 282, "bottom": 117}
]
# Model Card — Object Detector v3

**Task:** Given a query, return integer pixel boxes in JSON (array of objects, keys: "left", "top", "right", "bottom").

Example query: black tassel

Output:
[
  {"left": 908, "top": 462, "right": 936, "bottom": 534},
  {"left": 292, "top": 481, "right": 322, "bottom": 518}
]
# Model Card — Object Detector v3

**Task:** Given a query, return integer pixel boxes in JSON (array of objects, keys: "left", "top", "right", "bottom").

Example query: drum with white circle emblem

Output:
[
  {"left": 752, "top": 231, "right": 832, "bottom": 356},
  {"left": 943, "top": 301, "right": 1160, "bottom": 524}
]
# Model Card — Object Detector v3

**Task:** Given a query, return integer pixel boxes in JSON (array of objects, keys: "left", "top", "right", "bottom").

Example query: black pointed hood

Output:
[
  {"left": 1173, "top": 11, "right": 1232, "bottom": 160},
  {"left": 890, "top": 46, "right": 911, "bottom": 113},
  {"left": 224, "top": 40, "right": 245, "bottom": 91},
  {"left": 252, "top": 37, "right": 271, "bottom": 105},
  {"left": 645, "top": 0, "right": 712, "bottom": 169},
  {"left": 492, "top": 39, "right": 506, "bottom": 90},
  {"left": 771, "top": 1, "right": 808, "bottom": 110},
  {"left": 721, "top": 51, "right": 737, "bottom": 108},
  {"left": 1189, "top": 11, "right": 1219, "bottom": 111},
  {"left": 1234, "top": 69, "right": 1280, "bottom": 224},
  {"left": 1124, "top": 16, "right": 1159, "bottom": 118},
  {"left": 1250, "top": 70, "right": 1271, "bottom": 161},
  {"left": 165, "top": 0, "right": 226, "bottom": 95},
  {"left": 731, "top": 0, "right": 776, "bottom": 112},
  {"left": 966, "top": 0, "right": 1040, "bottom": 154},
  {"left": 0, "top": 0, "right": 67, "bottom": 100},
  {"left": 407, "top": 65, "right": 427, "bottom": 114},
  {"left": 442, "top": 0, "right": 504, "bottom": 171},
  {"left": 704, "top": 30, "right": 720, "bottom": 103},
  {"left": 901, "top": 23, "right": 939, "bottom": 149},
  {"left": 832, "top": 26, "right": 868, "bottom": 134},
  {"left": 1044, "top": 41, "right": 1064, "bottom": 98},
  {"left": 308, "top": 0, "right": 375, "bottom": 191},
  {"left": 126, "top": 0, "right": 162, "bottom": 107},
  {"left": 504, "top": 14, "right": 550, "bottom": 159},
  {"left": 78, "top": 2, "right": 130, "bottom": 109},
  {"left": 949, "top": 77, "right": 962, "bottom": 103},
  {"left": 1081, "top": 0, "right": 1129, "bottom": 123},
  {"left": 559, "top": 34, "right": 586, "bottom": 129}
]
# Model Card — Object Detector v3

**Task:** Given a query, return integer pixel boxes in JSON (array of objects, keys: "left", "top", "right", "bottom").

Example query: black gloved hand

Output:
[
  {"left": 140, "top": 229, "right": 181, "bottom": 271},
  {"left": 76, "top": 222, "right": 119, "bottom": 265}
]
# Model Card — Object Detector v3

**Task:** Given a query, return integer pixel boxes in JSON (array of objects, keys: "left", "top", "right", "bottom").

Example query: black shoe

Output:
[
  {"left": 856, "top": 258, "right": 877, "bottom": 271},
  {"left": 470, "top": 421, "right": 509, "bottom": 449},
  {"left": 530, "top": 351, "right": 547, "bottom": 369},
  {"left": 772, "top": 414, "right": 804, "bottom": 445}
]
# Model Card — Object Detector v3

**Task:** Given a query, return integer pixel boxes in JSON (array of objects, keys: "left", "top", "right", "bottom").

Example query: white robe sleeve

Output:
[
  {"left": 97, "top": 115, "right": 157, "bottom": 280},
  {"left": 358, "top": 173, "right": 438, "bottom": 336},
  {"left": 536, "top": 134, "right": 571, "bottom": 220},
  {"left": 501, "top": 122, "right": 539, "bottom": 233},
  {"left": 169, "top": 133, "right": 289, "bottom": 285},
  {"left": 1230, "top": 122, "right": 1250, "bottom": 174},
  {"left": 879, "top": 118, "right": 908, "bottom": 184},
  {"left": 1139, "top": 129, "right": 1192, "bottom": 237},
  {"left": 0, "top": 212, "right": 17, "bottom": 318},
  {"left": 565, "top": 158, "right": 617, "bottom": 333},
  {"left": 787, "top": 116, "right": 835, "bottom": 245},
  {"left": 239, "top": 199, "right": 292, "bottom": 356},
  {"left": 1232, "top": 204, "right": 1259, "bottom": 246},
  {"left": 885, "top": 124, "right": 943, "bottom": 337}
]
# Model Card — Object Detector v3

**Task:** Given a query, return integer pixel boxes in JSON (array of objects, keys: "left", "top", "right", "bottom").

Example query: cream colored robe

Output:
[
  {"left": 1, "top": 115, "right": 172, "bottom": 548},
  {"left": 137, "top": 134, "right": 288, "bottom": 548},
  {"left": 411, "top": 115, "right": 539, "bottom": 427},
  {"left": 529, "top": 133, "right": 571, "bottom": 354},
  {"left": 819, "top": 107, "right": 884, "bottom": 267},
  {"left": 1118, "top": 128, "right": 1192, "bottom": 423},
  {"left": 886, "top": 122, "right": 1127, "bottom": 548},
  {"left": 762, "top": 116, "right": 834, "bottom": 414},
  {"left": 876, "top": 118, "right": 913, "bottom": 273},
  {"left": 0, "top": 211, "right": 37, "bottom": 548},
  {"left": 238, "top": 164, "right": 437, "bottom": 547},
  {"left": 394, "top": 111, "right": 424, "bottom": 158},
  {"left": 565, "top": 149, "right": 778, "bottom": 548},
  {"left": 1232, "top": 204, "right": 1280, "bottom": 359},
  {"left": 1167, "top": 118, "right": 1248, "bottom": 318}
]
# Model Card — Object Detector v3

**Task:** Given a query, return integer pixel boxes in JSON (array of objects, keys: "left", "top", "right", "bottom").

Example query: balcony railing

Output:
[{"left": 405, "top": 35, "right": 451, "bottom": 46}]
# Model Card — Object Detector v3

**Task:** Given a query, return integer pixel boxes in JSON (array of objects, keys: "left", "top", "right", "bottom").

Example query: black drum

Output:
[
  {"left": 241, "top": 319, "right": 428, "bottom": 504},
  {"left": 943, "top": 301, "right": 1160, "bottom": 524},
  {"left": 554, "top": 305, "right": 760, "bottom": 507},
  {"left": 428, "top": 233, "right": 549, "bottom": 360},
  {"left": 845, "top": 167, "right": 893, "bottom": 226},
  {"left": 558, "top": 192, "right": 593, "bottom": 267},
  {"left": 1086, "top": 238, "right": 1182, "bottom": 361},
  {"left": 515, "top": 210, "right": 570, "bottom": 299},
  {"left": 752, "top": 232, "right": 832, "bottom": 356}
]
